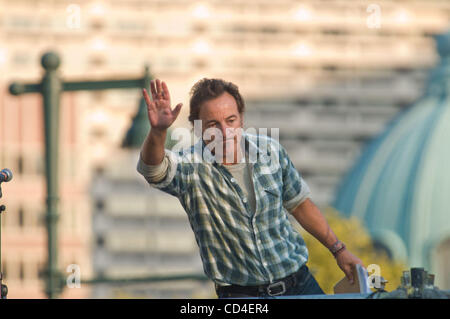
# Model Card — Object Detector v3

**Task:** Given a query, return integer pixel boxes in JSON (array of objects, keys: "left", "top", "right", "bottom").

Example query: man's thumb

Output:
[{"left": 173, "top": 103, "right": 183, "bottom": 118}]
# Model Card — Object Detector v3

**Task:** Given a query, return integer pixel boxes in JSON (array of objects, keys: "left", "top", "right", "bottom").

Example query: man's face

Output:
[{"left": 198, "top": 92, "right": 244, "bottom": 164}]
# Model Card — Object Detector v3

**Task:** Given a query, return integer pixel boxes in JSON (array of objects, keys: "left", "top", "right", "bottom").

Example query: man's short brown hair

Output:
[{"left": 188, "top": 78, "right": 245, "bottom": 125}]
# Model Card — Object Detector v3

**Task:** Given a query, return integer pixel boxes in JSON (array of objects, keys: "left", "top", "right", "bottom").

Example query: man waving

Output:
[{"left": 137, "top": 78, "right": 364, "bottom": 298}]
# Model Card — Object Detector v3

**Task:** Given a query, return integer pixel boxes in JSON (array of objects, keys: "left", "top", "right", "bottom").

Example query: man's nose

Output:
[
  {"left": 220, "top": 124, "right": 230, "bottom": 139},
  {"left": 222, "top": 126, "right": 236, "bottom": 140}
]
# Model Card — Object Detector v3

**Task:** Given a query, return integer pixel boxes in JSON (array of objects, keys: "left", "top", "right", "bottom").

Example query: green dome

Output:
[{"left": 333, "top": 31, "right": 450, "bottom": 271}]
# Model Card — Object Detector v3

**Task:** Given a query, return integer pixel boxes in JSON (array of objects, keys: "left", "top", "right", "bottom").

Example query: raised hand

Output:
[{"left": 142, "top": 79, "right": 183, "bottom": 131}]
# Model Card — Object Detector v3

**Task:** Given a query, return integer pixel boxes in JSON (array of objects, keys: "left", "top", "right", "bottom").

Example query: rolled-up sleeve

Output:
[
  {"left": 136, "top": 149, "right": 182, "bottom": 197},
  {"left": 283, "top": 177, "right": 311, "bottom": 213},
  {"left": 136, "top": 152, "right": 169, "bottom": 183},
  {"left": 278, "top": 144, "right": 311, "bottom": 213}
]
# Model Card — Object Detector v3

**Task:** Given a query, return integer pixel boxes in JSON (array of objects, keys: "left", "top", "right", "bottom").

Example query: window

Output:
[
  {"left": 96, "top": 199, "right": 105, "bottom": 211},
  {"left": 95, "top": 166, "right": 105, "bottom": 176},
  {"left": 18, "top": 207, "right": 24, "bottom": 228},
  {"left": 97, "top": 235, "right": 105, "bottom": 248},
  {"left": 89, "top": 56, "right": 106, "bottom": 67},
  {"left": 90, "top": 20, "right": 105, "bottom": 31},
  {"left": 260, "top": 26, "right": 279, "bottom": 34},
  {"left": 17, "top": 155, "right": 24, "bottom": 175},
  {"left": 193, "top": 59, "right": 207, "bottom": 69},
  {"left": 322, "top": 97, "right": 338, "bottom": 106},
  {"left": 322, "top": 29, "right": 347, "bottom": 36},
  {"left": 91, "top": 127, "right": 106, "bottom": 138},
  {"left": 322, "top": 64, "right": 338, "bottom": 72},
  {"left": 19, "top": 261, "right": 24, "bottom": 282},
  {"left": 295, "top": 98, "right": 311, "bottom": 106}
]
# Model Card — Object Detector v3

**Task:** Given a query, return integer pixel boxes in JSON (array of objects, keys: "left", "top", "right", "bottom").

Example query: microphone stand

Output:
[{"left": 0, "top": 184, "right": 7, "bottom": 299}]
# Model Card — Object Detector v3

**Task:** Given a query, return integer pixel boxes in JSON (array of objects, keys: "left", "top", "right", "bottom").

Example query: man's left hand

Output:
[{"left": 335, "top": 249, "right": 365, "bottom": 284}]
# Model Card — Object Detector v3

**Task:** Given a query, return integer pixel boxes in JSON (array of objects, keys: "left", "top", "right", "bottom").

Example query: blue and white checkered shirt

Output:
[{"left": 137, "top": 132, "right": 310, "bottom": 286}]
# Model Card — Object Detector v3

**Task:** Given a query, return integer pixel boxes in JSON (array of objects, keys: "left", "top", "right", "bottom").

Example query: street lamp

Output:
[{"left": 9, "top": 51, "right": 152, "bottom": 298}]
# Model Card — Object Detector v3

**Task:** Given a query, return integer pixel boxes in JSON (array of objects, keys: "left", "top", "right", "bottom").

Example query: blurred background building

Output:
[{"left": 0, "top": 0, "right": 449, "bottom": 298}]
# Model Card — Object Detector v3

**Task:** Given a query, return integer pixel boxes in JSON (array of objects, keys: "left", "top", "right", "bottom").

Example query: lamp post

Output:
[{"left": 9, "top": 51, "right": 152, "bottom": 298}]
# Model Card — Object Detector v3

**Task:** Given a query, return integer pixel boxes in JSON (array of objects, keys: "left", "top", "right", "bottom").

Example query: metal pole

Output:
[
  {"left": 8, "top": 52, "right": 153, "bottom": 298},
  {"left": 41, "top": 52, "right": 63, "bottom": 299}
]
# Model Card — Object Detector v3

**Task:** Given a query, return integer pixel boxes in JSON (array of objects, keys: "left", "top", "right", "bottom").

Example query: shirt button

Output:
[
  {"left": 230, "top": 178, "right": 236, "bottom": 183},
  {"left": 243, "top": 197, "right": 248, "bottom": 203}
]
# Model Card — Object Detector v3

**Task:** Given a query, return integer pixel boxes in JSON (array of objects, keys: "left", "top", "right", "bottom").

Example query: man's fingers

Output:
[
  {"left": 156, "top": 79, "right": 163, "bottom": 97},
  {"left": 162, "top": 81, "right": 171, "bottom": 101},
  {"left": 143, "top": 88, "right": 158, "bottom": 121},
  {"left": 172, "top": 103, "right": 183, "bottom": 118},
  {"left": 150, "top": 80, "right": 157, "bottom": 101},
  {"left": 348, "top": 274, "right": 354, "bottom": 285},
  {"left": 143, "top": 89, "right": 155, "bottom": 110},
  {"left": 346, "top": 266, "right": 354, "bottom": 284}
]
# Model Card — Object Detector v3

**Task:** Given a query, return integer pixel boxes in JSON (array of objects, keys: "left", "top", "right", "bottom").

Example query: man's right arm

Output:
[
  {"left": 138, "top": 128, "right": 170, "bottom": 183},
  {"left": 141, "top": 128, "right": 167, "bottom": 166}
]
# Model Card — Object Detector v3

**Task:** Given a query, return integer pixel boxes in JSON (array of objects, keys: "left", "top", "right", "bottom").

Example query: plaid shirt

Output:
[{"left": 137, "top": 132, "right": 309, "bottom": 286}]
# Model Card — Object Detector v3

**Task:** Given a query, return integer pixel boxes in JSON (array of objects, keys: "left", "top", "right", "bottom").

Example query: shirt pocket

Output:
[
  {"left": 264, "top": 187, "right": 281, "bottom": 197},
  {"left": 261, "top": 185, "right": 283, "bottom": 211}
]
